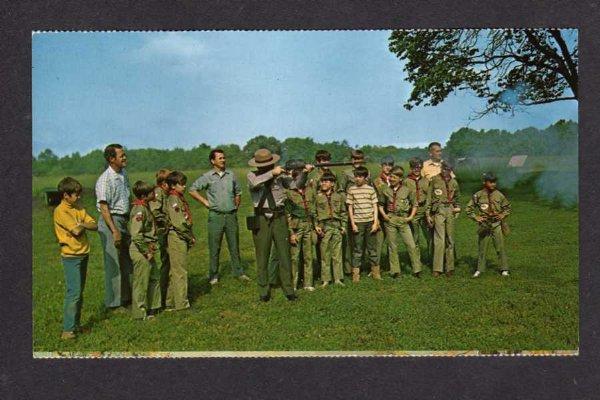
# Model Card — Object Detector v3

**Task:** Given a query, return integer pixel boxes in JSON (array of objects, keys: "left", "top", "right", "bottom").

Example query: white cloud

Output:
[{"left": 136, "top": 33, "right": 207, "bottom": 74}]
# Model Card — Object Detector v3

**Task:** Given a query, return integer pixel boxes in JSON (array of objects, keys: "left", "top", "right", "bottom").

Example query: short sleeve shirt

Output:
[
  {"left": 346, "top": 184, "right": 378, "bottom": 223},
  {"left": 189, "top": 169, "right": 241, "bottom": 213},
  {"left": 95, "top": 166, "right": 131, "bottom": 214}
]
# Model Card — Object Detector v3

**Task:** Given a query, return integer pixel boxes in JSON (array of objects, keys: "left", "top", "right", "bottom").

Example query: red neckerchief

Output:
[
  {"left": 133, "top": 198, "right": 147, "bottom": 207},
  {"left": 169, "top": 189, "right": 193, "bottom": 224},
  {"left": 296, "top": 188, "right": 310, "bottom": 215},
  {"left": 442, "top": 174, "right": 453, "bottom": 202},
  {"left": 324, "top": 189, "right": 334, "bottom": 218},
  {"left": 408, "top": 173, "right": 421, "bottom": 202},
  {"left": 380, "top": 172, "right": 391, "bottom": 186}
]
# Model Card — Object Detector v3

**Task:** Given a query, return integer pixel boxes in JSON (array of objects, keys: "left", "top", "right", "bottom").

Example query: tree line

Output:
[{"left": 33, "top": 120, "right": 577, "bottom": 176}]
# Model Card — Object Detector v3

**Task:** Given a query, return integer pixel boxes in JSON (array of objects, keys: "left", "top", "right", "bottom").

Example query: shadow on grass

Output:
[{"left": 188, "top": 273, "right": 212, "bottom": 304}]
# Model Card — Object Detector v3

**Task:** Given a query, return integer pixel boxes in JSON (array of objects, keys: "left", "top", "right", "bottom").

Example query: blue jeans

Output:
[{"left": 62, "top": 255, "right": 88, "bottom": 332}]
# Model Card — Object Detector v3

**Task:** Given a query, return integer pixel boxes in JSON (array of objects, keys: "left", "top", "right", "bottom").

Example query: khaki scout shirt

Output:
[
  {"left": 404, "top": 175, "right": 429, "bottom": 207},
  {"left": 314, "top": 190, "right": 347, "bottom": 227},
  {"left": 129, "top": 201, "right": 158, "bottom": 255},
  {"left": 378, "top": 183, "right": 416, "bottom": 218},
  {"left": 465, "top": 189, "right": 511, "bottom": 224},
  {"left": 167, "top": 192, "right": 194, "bottom": 244},
  {"left": 421, "top": 159, "right": 456, "bottom": 181},
  {"left": 149, "top": 187, "right": 168, "bottom": 234},
  {"left": 285, "top": 188, "right": 315, "bottom": 230},
  {"left": 425, "top": 175, "right": 460, "bottom": 217}
]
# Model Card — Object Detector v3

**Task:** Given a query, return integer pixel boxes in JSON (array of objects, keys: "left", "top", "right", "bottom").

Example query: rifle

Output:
[{"left": 284, "top": 159, "right": 366, "bottom": 171}]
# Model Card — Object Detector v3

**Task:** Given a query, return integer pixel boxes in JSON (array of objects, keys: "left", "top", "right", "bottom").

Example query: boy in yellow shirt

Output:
[{"left": 53, "top": 177, "right": 97, "bottom": 340}]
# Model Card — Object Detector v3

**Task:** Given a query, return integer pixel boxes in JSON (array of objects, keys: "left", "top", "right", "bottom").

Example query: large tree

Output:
[{"left": 388, "top": 29, "right": 578, "bottom": 117}]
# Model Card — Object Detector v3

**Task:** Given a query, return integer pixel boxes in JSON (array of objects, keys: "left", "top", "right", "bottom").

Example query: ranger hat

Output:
[
  {"left": 482, "top": 172, "right": 497, "bottom": 182},
  {"left": 248, "top": 148, "right": 281, "bottom": 167},
  {"left": 380, "top": 155, "right": 395, "bottom": 166}
]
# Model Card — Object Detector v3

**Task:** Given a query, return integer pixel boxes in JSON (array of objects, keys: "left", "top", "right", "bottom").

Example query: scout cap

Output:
[
  {"left": 380, "top": 155, "right": 395, "bottom": 166},
  {"left": 248, "top": 148, "right": 281, "bottom": 167},
  {"left": 482, "top": 172, "right": 497, "bottom": 182},
  {"left": 285, "top": 159, "right": 305, "bottom": 171}
]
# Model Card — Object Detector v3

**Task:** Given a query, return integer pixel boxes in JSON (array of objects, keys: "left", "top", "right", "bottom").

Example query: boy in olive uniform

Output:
[
  {"left": 372, "top": 156, "right": 394, "bottom": 273},
  {"left": 53, "top": 177, "right": 98, "bottom": 340},
  {"left": 466, "top": 172, "right": 511, "bottom": 277},
  {"left": 347, "top": 166, "right": 380, "bottom": 282},
  {"left": 425, "top": 162, "right": 460, "bottom": 277},
  {"left": 129, "top": 181, "right": 162, "bottom": 319},
  {"left": 149, "top": 168, "right": 171, "bottom": 307},
  {"left": 284, "top": 160, "right": 317, "bottom": 291},
  {"left": 314, "top": 172, "right": 347, "bottom": 287},
  {"left": 165, "top": 171, "right": 195, "bottom": 311},
  {"left": 378, "top": 166, "right": 422, "bottom": 277},
  {"left": 405, "top": 158, "right": 432, "bottom": 262}
]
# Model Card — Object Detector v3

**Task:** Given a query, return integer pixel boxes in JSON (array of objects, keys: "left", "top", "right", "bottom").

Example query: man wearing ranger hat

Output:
[{"left": 246, "top": 148, "right": 313, "bottom": 302}]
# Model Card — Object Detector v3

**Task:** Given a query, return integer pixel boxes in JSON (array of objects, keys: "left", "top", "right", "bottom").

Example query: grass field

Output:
[{"left": 32, "top": 166, "right": 579, "bottom": 353}]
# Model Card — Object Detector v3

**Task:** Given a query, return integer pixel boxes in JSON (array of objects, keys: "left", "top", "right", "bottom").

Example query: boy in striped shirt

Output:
[{"left": 346, "top": 166, "right": 380, "bottom": 283}]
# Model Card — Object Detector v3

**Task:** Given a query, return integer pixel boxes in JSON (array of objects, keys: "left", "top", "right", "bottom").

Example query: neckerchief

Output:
[
  {"left": 169, "top": 189, "right": 193, "bottom": 224},
  {"left": 324, "top": 190, "right": 334, "bottom": 218},
  {"left": 408, "top": 173, "right": 421, "bottom": 202},
  {"left": 379, "top": 172, "right": 391, "bottom": 187},
  {"left": 389, "top": 182, "right": 402, "bottom": 212},
  {"left": 442, "top": 174, "right": 454, "bottom": 203}
]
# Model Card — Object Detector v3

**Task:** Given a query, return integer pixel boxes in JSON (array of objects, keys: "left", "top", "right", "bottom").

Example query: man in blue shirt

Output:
[{"left": 189, "top": 149, "right": 249, "bottom": 284}]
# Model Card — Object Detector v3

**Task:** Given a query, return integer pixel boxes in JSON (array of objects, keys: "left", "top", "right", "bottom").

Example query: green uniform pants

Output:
[
  {"left": 290, "top": 221, "right": 314, "bottom": 288},
  {"left": 375, "top": 226, "right": 387, "bottom": 269},
  {"left": 410, "top": 211, "right": 433, "bottom": 263},
  {"left": 253, "top": 214, "right": 294, "bottom": 297},
  {"left": 166, "top": 232, "right": 191, "bottom": 310},
  {"left": 343, "top": 221, "right": 354, "bottom": 274},
  {"left": 352, "top": 221, "right": 379, "bottom": 268},
  {"left": 157, "top": 232, "right": 170, "bottom": 308},
  {"left": 385, "top": 218, "right": 422, "bottom": 274},
  {"left": 207, "top": 210, "right": 243, "bottom": 280},
  {"left": 320, "top": 221, "right": 343, "bottom": 282},
  {"left": 130, "top": 246, "right": 162, "bottom": 319},
  {"left": 432, "top": 206, "right": 456, "bottom": 273},
  {"left": 477, "top": 223, "right": 509, "bottom": 272}
]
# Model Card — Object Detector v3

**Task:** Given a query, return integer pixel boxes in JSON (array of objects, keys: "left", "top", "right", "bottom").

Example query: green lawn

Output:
[{"left": 32, "top": 168, "right": 579, "bottom": 353}]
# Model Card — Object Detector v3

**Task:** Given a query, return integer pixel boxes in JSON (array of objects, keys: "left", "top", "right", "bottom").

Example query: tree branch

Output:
[
  {"left": 521, "top": 96, "right": 577, "bottom": 105},
  {"left": 549, "top": 30, "right": 578, "bottom": 97}
]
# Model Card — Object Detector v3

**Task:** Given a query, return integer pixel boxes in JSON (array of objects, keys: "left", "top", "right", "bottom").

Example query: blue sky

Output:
[{"left": 32, "top": 30, "right": 578, "bottom": 157}]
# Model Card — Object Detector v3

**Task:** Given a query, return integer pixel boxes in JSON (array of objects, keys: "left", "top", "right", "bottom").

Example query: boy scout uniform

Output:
[
  {"left": 425, "top": 175, "right": 460, "bottom": 273},
  {"left": 378, "top": 183, "right": 422, "bottom": 275},
  {"left": 149, "top": 186, "right": 170, "bottom": 307},
  {"left": 466, "top": 188, "right": 511, "bottom": 273},
  {"left": 285, "top": 187, "right": 316, "bottom": 289},
  {"left": 373, "top": 173, "right": 391, "bottom": 270},
  {"left": 405, "top": 175, "right": 432, "bottom": 261},
  {"left": 166, "top": 192, "right": 194, "bottom": 310},
  {"left": 129, "top": 199, "right": 162, "bottom": 319},
  {"left": 314, "top": 189, "right": 347, "bottom": 283}
]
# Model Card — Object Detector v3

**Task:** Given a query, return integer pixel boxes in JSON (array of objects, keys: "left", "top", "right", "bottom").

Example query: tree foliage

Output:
[{"left": 389, "top": 29, "right": 578, "bottom": 116}]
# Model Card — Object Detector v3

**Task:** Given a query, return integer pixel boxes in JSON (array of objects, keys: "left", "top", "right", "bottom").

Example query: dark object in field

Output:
[{"left": 43, "top": 189, "right": 61, "bottom": 206}]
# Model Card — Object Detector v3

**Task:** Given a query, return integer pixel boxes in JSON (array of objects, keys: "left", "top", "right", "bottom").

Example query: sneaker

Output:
[
  {"left": 303, "top": 286, "right": 315, "bottom": 292},
  {"left": 472, "top": 271, "right": 481, "bottom": 278},
  {"left": 259, "top": 295, "right": 271, "bottom": 302},
  {"left": 501, "top": 270, "right": 510, "bottom": 277},
  {"left": 209, "top": 278, "right": 219, "bottom": 285},
  {"left": 412, "top": 272, "right": 421, "bottom": 279},
  {"left": 334, "top": 280, "right": 345, "bottom": 287},
  {"left": 321, "top": 281, "right": 330, "bottom": 288},
  {"left": 238, "top": 274, "right": 251, "bottom": 282},
  {"left": 61, "top": 331, "right": 76, "bottom": 340},
  {"left": 143, "top": 315, "right": 156, "bottom": 321}
]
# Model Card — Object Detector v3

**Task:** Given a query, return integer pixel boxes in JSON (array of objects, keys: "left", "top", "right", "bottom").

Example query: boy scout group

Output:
[{"left": 52, "top": 142, "right": 511, "bottom": 339}]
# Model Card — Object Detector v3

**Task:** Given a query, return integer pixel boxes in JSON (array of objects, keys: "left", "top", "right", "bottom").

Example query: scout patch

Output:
[
  {"left": 480, "top": 203, "right": 489, "bottom": 211},
  {"left": 135, "top": 211, "right": 144, "bottom": 222},
  {"left": 434, "top": 188, "right": 443, "bottom": 196}
]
